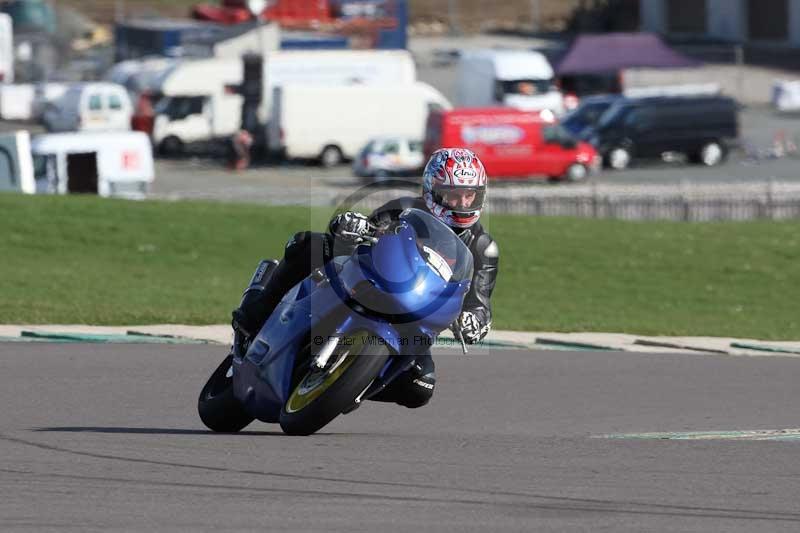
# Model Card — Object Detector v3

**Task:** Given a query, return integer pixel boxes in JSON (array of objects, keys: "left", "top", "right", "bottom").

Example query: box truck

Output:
[
  {"left": 150, "top": 49, "right": 416, "bottom": 154},
  {"left": 269, "top": 81, "right": 451, "bottom": 167},
  {"left": 457, "top": 49, "right": 564, "bottom": 117}
]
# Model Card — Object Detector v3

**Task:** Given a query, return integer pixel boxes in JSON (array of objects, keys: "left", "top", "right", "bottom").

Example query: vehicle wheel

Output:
[
  {"left": 159, "top": 136, "right": 184, "bottom": 157},
  {"left": 698, "top": 141, "right": 725, "bottom": 166},
  {"left": 564, "top": 163, "right": 589, "bottom": 183},
  {"left": 319, "top": 145, "right": 343, "bottom": 168},
  {"left": 607, "top": 147, "right": 631, "bottom": 170},
  {"left": 198, "top": 354, "right": 255, "bottom": 432},
  {"left": 280, "top": 331, "right": 390, "bottom": 436}
]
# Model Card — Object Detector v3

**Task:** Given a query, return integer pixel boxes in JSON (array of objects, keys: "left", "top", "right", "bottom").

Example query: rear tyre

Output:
[
  {"left": 564, "top": 163, "right": 589, "bottom": 183},
  {"left": 319, "top": 145, "right": 343, "bottom": 168},
  {"left": 280, "top": 333, "right": 390, "bottom": 436},
  {"left": 198, "top": 354, "right": 255, "bottom": 432}
]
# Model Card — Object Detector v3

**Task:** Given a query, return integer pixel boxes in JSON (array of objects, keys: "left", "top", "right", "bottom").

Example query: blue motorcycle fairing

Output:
[
  {"left": 332, "top": 224, "right": 471, "bottom": 331},
  {"left": 232, "top": 284, "right": 411, "bottom": 422},
  {"left": 232, "top": 208, "right": 472, "bottom": 424}
]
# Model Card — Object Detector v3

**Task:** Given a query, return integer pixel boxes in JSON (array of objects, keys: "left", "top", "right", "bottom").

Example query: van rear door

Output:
[{"left": 107, "top": 89, "right": 130, "bottom": 131}]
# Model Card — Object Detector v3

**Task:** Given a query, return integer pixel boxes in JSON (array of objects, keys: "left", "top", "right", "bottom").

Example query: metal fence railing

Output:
[{"left": 334, "top": 181, "right": 800, "bottom": 222}]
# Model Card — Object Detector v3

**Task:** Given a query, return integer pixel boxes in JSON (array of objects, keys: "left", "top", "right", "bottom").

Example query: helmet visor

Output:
[{"left": 432, "top": 186, "right": 486, "bottom": 215}]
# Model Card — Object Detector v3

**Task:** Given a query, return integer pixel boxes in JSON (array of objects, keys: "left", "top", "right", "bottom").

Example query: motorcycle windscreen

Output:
[{"left": 336, "top": 208, "right": 472, "bottom": 328}]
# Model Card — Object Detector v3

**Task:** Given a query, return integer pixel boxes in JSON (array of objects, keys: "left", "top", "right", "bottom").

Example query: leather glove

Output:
[
  {"left": 329, "top": 211, "right": 371, "bottom": 242},
  {"left": 452, "top": 310, "right": 491, "bottom": 344}
]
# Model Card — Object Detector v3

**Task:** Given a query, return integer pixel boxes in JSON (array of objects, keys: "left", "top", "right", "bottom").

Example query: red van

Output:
[{"left": 424, "top": 107, "right": 600, "bottom": 181}]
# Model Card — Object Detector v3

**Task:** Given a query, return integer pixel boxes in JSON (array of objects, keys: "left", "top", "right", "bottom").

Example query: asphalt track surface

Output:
[{"left": 2, "top": 343, "right": 800, "bottom": 532}]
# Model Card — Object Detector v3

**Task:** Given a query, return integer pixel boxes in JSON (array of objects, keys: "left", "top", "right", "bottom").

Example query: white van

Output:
[
  {"left": 269, "top": 82, "right": 451, "bottom": 167},
  {"left": 30, "top": 131, "right": 154, "bottom": 198},
  {"left": 151, "top": 50, "right": 417, "bottom": 154},
  {"left": 457, "top": 49, "right": 564, "bottom": 116},
  {"left": 0, "top": 13, "right": 13, "bottom": 83},
  {"left": 41, "top": 82, "right": 133, "bottom": 133},
  {"left": 151, "top": 57, "right": 243, "bottom": 154}
]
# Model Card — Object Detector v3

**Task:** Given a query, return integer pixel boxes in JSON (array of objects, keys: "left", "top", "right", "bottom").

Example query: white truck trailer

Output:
[{"left": 268, "top": 81, "right": 451, "bottom": 167}]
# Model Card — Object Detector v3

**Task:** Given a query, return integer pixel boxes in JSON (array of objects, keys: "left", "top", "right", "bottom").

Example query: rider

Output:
[{"left": 232, "top": 148, "right": 499, "bottom": 409}]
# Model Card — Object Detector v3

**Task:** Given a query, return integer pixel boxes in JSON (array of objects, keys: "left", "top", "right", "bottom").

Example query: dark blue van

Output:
[{"left": 588, "top": 95, "right": 739, "bottom": 169}]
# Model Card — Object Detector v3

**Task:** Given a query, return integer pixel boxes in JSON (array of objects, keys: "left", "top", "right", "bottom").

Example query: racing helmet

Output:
[{"left": 422, "top": 148, "right": 488, "bottom": 229}]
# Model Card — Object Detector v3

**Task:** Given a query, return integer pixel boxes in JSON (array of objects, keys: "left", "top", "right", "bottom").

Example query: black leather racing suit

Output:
[{"left": 233, "top": 196, "right": 499, "bottom": 408}]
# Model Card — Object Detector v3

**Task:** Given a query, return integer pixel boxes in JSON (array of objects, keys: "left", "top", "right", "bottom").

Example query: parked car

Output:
[
  {"left": 42, "top": 82, "right": 132, "bottom": 133},
  {"left": 353, "top": 137, "right": 424, "bottom": 180},
  {"left": 588, "top": 95, "right": 739, "bottom": 170},
  {"left": 424, "top": 107, "right": 599, "bottom": 182},
  {"left": 560, "top": 94, "right": 621, "bottom": 137},
  {"left": 772, "top": 79, "right": 800, "bottom": 112}
]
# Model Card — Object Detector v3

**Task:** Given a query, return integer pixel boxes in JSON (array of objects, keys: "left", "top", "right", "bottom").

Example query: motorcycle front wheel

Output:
[
  {"left": 280, "top": 332, "right": 390, "bottom": 436},
  {"left": 198, "top": 354, "right": 255, "bottom": 432}
]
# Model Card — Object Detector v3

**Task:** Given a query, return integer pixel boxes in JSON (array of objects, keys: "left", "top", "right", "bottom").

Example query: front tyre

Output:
[
  {"left": 198, "top": 354, "right": 255, "bottom": 432},
  {"left": 280, "top": 334, "right": 390, "bottom": 436}
]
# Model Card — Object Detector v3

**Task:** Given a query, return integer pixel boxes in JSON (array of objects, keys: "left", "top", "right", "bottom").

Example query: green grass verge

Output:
[{"left": 2, "top": 193, "right": 799, "bottom": 339}]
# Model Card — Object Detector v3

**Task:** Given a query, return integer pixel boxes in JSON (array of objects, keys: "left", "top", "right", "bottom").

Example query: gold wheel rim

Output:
[{"left": 284, "top": 334, "right": 366, "bottom": 414}]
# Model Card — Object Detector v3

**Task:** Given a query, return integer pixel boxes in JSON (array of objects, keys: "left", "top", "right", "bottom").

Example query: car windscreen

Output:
[
  {"left": 154, "top": 96, "right": 204, "bottom": 119},
  {"left": 542, "top": 124, "right": 577, "bottom": 146},
  {"left": 596, "top": 101, "right": 631, "bottom": 130},
  {"left": 398, "top": 208, "right": 473, "bottom": 283},
  {"left": 562, "top": 102, "right": 605, "bottom": 131},
  {"left": 495, "top": 79, "right": 554, "bottom": 100}
]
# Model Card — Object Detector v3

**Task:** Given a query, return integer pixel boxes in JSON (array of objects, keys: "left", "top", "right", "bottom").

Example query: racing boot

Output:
[
  {"left": 367, "top": 355, "right": 436, "bottom": 409},
  {"left": 231, "top": 259, "right": 279, "bottom": 354}
]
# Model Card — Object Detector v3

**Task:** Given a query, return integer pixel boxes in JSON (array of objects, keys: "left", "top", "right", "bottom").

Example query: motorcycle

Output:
[{"left": 198, "top": 208, "right": 474, "bottom": 435}]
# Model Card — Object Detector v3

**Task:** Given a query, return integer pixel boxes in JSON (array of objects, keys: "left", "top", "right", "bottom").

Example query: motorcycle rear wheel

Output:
[
  {"left": 280, "top": 332, "right": 390, "bottom": 436},
  {"left": 198, "top": 354, "right": 255, "bottom": 432}
]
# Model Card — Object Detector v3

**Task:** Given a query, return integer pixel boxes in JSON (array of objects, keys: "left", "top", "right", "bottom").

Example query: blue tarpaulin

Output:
[{"left": 556, "top": 32, "right": 702, "bottom": 75}]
